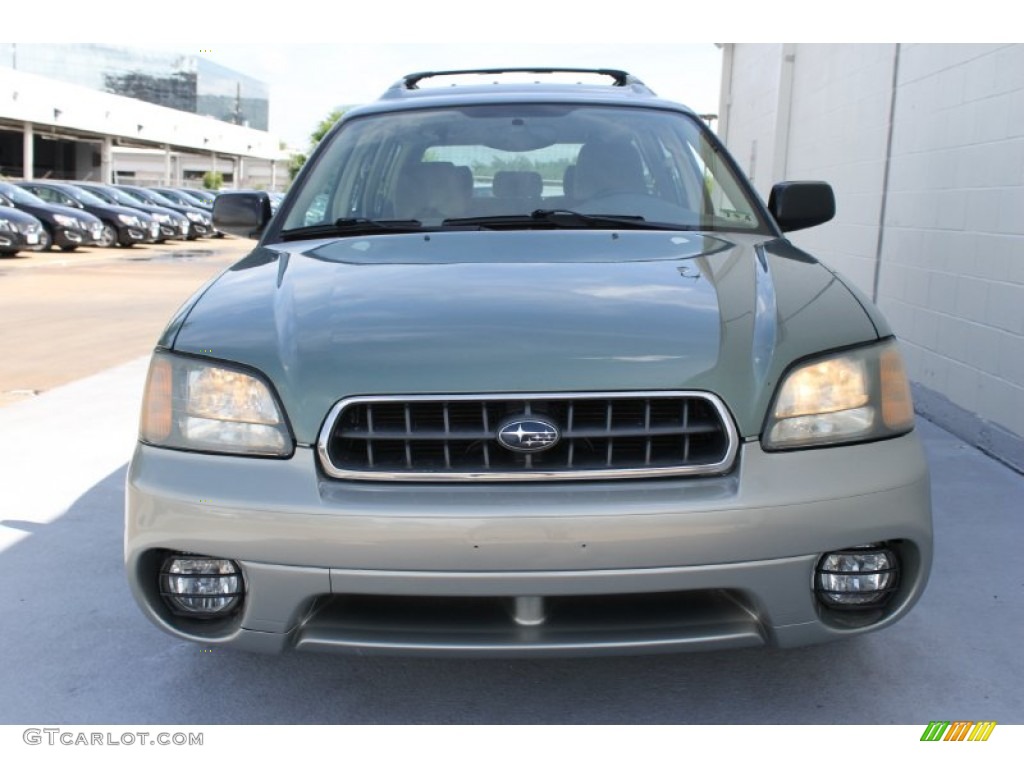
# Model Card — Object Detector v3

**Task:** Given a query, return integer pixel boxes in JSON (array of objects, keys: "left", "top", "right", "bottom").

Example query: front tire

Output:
[
  {"left": 98, "top": 223, "right": 117, "bottom": 248},
  {"left": 34, "top": 227, "right": 53, "bottom": 252}
]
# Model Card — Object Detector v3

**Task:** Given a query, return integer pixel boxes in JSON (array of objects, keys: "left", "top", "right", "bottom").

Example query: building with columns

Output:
[{"left": 0, "top": 44, "right": 288, "bottom": 190}]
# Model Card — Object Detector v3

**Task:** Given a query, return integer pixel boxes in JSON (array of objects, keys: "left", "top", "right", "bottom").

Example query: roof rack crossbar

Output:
[{"left": 400, "top": 68, "right": 637, "bottom": 90}]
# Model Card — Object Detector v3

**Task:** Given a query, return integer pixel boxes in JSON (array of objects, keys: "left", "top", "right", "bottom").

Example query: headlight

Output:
[
  {"left": 53, "top": 214, "right": 78, "bottom": 227},
  {"left": 117, "top": 213, "right": 140, "bottom": 226},
  {"left": 763, "top": 339, "right": 914, "bottom": 450},
  {"left": 139, "top": 351, "right": 293, "bottom": 456},
  {"left": 186, "top": 211, "right": 204, "bottom": 222},
  {"left": 0, "top": 220, "right": 10, "bottom": 231},
  {"left": 154, "top": 213, "right": 170, "bottom": 224}
]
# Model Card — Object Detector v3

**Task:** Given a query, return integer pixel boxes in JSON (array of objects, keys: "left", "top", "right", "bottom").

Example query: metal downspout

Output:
[{"left": 872, "top": 43, "right": 902, "bottom": 304}]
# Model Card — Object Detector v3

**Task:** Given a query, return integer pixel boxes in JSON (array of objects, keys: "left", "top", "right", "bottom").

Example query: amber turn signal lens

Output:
[
  {"left": 141, "top": 356, "right": 173, "bottom": 442},
  {"left": 880, "top": 345, "right": 914, "bottom": 430}
]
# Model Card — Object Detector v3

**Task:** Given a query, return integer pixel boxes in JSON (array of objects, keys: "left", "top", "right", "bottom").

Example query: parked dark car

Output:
[
  {"left": 116, "top": 185, "right": 213, "bottom": 239},
  {"left": 154, "top": 187, "right": 212, "bottom": 211},
  {"left": 0, "top": 181, "right": 103, "bottom": 251},
  {"left": 153, "top": 187, "right": 225, "bottom": 237},
  {"left": 173, "top": 187, "right": 217, "bottom": 208},
  {"left": 72, "top": 182, "right": 189, "bottom": 242},
  {"left": 17, "top": 181, "right": 158, "bottom": 248},
  {"left": 0, "top": 196, "right": 45, "bottom": 255}
]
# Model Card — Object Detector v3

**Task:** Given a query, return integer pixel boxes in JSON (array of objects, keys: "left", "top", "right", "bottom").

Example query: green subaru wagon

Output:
[{"left": 125, "top": 69, "right": 932, "bottom": 656}]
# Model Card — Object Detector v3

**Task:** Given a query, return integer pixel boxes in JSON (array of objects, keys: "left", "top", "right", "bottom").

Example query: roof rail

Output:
[{"left": 384, "top": 68, "right": 655, "bottom": 97}]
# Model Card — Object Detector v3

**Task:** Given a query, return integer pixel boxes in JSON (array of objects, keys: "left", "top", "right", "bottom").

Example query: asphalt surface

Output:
[
  {"left": 0, "top": 239, "right": 248, "bottom": 407},
  {"left": 0, "top": 356, "right": 1021, "bottom": 724}
]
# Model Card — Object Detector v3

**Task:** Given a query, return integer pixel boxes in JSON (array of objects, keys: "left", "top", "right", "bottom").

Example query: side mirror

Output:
[
  {"left": 768, "top": 181, "right": 835, "bottom": 232},
  {"left": 213, "top": 191, "right": 273, "bottom": 239}
]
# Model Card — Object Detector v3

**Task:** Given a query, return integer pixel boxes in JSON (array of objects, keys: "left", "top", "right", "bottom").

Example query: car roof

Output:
[
  {"left": 346, "top": 67, "right": 698, "bottom": 120},
  {"left": 20, "top": 180, "right": 71, "bottom": 188}
]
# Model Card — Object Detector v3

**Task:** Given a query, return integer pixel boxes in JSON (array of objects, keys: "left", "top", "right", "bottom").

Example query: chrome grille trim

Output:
[{"left": 317, "top": 392, "right": 738, "bottom": 482}]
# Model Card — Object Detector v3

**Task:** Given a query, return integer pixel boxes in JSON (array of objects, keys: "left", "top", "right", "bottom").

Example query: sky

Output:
[
  {"left": 16, "top": 0, "right": 997, "bottom": 153},
  {"left": 187, "top": 44, "right": 724, "bottom": 150}
]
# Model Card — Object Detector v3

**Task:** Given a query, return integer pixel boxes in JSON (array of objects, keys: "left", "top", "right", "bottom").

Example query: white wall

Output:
[
  {"left": 783, "top": 44, "right": 896, "bottom": 292},
  {"left": 720, "top": 43, "right": 1024, "bottom": 470},
  {"left": 719, "top": 44, "right": 784, "bottom": 195},
  {"left": 879, "top": 44, "right": 1024, "bottom": 452}
]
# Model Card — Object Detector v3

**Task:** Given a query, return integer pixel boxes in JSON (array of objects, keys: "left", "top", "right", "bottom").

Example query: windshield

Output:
[
  {"left": 65, "top": 187, "right": 106, "bottom": 206},
  {"left": 146, "top": 190, "right": 178, "bottom": 206},
  {"left": 82, "top": 186, "right": 115, "bottom": 203},
  {"left": 281, "top": 104, "right": 766, "bottom": 235},
  {"left": 104, "top": 187, "right": 145, "bottom": 206},
  {"left": 129, "top": 188, "right": 176, "bottom": 207},
  {"left": 181, "top": 189, "right": 214, "bottom": 204},
  {"left": 0, "top": 183, "right": 47, "bottom": 206},
  {"left": 116, "top": 188, "right": 148, "bottom": 205},
  {"left": 155, "top": 189, "right": 186, "bottom": 203}
]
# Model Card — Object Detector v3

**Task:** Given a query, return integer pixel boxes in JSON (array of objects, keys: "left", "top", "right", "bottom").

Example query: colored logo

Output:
[
  {"left": 920, "top": 721, "right": 996, "bottom": 742},
  {"left": 497, "top": 418, "right": 560, "bottom": 453}
]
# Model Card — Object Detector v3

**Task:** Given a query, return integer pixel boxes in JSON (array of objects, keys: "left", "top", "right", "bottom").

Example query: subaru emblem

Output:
[{"left": 497, "top": 418, "right": 560, "bottom": 453}]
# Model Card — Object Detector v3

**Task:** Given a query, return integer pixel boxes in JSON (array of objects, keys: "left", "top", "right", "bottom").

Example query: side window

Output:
[{"left": 32, "top": 187, "right": 59, "bottom": 203}]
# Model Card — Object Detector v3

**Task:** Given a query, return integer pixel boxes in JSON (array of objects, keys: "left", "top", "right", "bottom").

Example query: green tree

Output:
[
  {"left": 289, "top": 107, "right": 346, "bottom": 180},
  {"left": 202, "top": 170, "right": 223, "bottom": 190}
]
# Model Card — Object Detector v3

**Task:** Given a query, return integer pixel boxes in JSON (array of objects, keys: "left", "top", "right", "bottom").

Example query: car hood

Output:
[
  {"left": 95, "top": 203, "right": 152, "bottom": 220},
  {"left": 170, "top": 231, "right": 881, "bottom": 442},
  {"left": 6, "top": 198, "right": 99, "bottom": 224},
  {"left": 0, "top": 207, "right": 42, "bottom": 226},
  {"left": 131, "top": 203, "right": 187, "bottom": 220}
]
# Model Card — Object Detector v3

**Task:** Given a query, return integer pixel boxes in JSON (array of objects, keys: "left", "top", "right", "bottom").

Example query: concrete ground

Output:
[{"left": 0, "top": 356, "right": 1020, "bottom": 724}]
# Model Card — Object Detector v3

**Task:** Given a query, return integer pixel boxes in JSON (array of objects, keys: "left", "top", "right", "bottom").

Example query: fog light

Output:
[
  {"left": 160, "top": 556, "right": 243, "bottom": 617},
  {"left": 816, "top": 546, "right": 897, "bottom": 608}
]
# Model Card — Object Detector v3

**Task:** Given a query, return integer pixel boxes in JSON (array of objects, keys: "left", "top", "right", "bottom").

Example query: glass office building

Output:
[{"left": 0, "top": 43, "right": 269, "bottom": 130}]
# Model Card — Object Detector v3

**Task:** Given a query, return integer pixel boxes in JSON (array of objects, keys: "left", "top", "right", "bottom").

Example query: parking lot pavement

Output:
[
  {"left": 0, "top": 361, "right": 1021, "bottom": 724},
  {"left": 0, "top": 238, "right": 250, "bottom": 408}
]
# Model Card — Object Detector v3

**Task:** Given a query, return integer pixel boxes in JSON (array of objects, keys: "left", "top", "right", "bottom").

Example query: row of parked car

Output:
[{"left": 0, "top": 181, "right": 222, "bottom": 256}]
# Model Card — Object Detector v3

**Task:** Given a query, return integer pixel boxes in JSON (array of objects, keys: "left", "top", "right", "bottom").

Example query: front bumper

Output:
[
  {"left": 0, "top": 229, "right": 34, "bottom": 251},
  {"left": 118, "top": 224, "right": 155, "bottom": 245},
  {"left": 125, "top": 432, "right": 932, "bottom": 656},
  {"left": 186, "top": 221, "right": 212, "bottom": 238},
  {"left": 53, "top": 226, "right": 88, "bottom": 248}
]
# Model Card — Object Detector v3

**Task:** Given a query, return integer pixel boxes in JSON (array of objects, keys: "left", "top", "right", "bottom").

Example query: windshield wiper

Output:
[
  {"left": 442, "top": 209, "right": 694, "bottom": 231},
  {"left": 279, "top": 218, "right": 426, "bottom": 241}
]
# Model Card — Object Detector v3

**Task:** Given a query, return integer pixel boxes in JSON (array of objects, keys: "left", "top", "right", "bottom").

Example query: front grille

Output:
[
  {"left": 294, "top": 590, "right": 765, "bottom": 654},
  {"left": 318, "top": 392, "right": 737, "bottom": 481}
]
